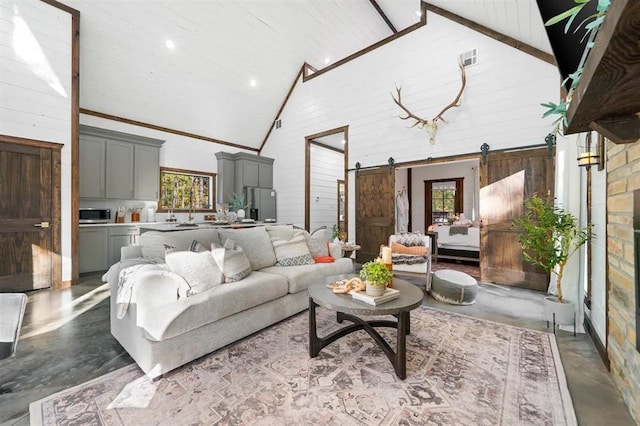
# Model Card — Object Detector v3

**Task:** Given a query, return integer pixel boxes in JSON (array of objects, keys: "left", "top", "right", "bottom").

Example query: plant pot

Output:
[
  {"left": 366, "top": 281, "right": 386, "bottom": 297},
  {"left": 544, "top": 296, "right": 575, "bottom": 326},
  {"left": 237, "top": 209, "right": 245, "bottom": 219}
]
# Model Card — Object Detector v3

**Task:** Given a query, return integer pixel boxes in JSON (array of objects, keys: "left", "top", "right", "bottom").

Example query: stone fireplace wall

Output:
[{"left": 607, "top": 140, "right": 640, "bottom": 423}]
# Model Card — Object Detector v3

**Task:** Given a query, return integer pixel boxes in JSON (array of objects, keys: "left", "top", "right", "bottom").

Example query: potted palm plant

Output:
[
  {"left": 359, "top": 261, "right": 392, "bottom": 296},
  {"left": 513, "top": 193, "right": 591, "bottom": 326}
]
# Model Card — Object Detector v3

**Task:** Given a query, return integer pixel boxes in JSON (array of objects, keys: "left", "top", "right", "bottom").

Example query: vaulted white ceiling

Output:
[{"left": 66, "top": 0, "right": 552, "bottom": 150}]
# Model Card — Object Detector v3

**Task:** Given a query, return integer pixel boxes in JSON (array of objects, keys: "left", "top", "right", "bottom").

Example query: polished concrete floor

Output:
[{"left": 0, "top": 270, "right": 636, "bottom": 425}]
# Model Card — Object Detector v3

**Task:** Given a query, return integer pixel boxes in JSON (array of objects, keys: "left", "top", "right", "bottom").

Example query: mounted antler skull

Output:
[{"left": 392, "top": 60, "right": 467, "bottom": 143}]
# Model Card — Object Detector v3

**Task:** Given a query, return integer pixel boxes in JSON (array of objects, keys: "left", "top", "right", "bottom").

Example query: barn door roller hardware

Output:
[
  {"left": 545, "top": 133, "right": 556, "bottom": 158},
  {"left": 480, "top": 143, "right": 490, "bottom": 164}
]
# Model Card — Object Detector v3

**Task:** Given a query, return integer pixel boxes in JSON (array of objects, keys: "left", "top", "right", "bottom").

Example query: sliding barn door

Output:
[
  {"left": 479, "top": 148, "right": 554, "bottom": 290},
  {"left": 355, "top": 167, "right": 394, "bottom": 263},
  {"left": 0, "top": 139, "right": 61, "bottom": 292}
]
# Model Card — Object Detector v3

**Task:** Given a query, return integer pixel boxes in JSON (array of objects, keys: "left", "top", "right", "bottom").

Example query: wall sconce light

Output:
[{"left": 577, "top": 132, "right": 601, "bottom": 169}]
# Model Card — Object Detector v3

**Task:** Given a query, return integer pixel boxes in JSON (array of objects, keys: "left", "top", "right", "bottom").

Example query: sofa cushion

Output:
[
  {"left": 165, "top": 251, "right": 224, "bottom": 296},
  {"left": 271, "top": 235, "right": 315, "bottom": 266},
  {"left": 260, "top": 257, "right": 354, "bottom": 294},
  {"left": 218, "top": 227, "right": 277, "bottom": 270},
  {"left": 212, "top": 243, "right": 252, "bottom": 283},
  {"left": 139, "top": 229, "right": 221, "bottom": 260},
  {"left": 295, "top": 229, "right": 331, "bottom": 257},
  {"left": 139, "top": 271, "right": 288, "bottom": 341}
]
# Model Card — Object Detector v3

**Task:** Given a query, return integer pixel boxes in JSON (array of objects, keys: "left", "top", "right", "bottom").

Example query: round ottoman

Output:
[{"left": 431, "top": 269, "right": 478, "bottom": 305}]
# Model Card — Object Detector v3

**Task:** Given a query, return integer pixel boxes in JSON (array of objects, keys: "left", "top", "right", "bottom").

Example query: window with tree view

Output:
[
  {"left": 425, "top": 178, "right": 464, "bottom": 226},
  {"left": 158, "top": 167, "right": 216, "bottom": 212}
]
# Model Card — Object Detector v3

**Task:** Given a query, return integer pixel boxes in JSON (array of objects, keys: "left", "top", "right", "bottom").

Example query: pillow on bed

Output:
[{"left": 391, "top": 242, "right": 429, "bottom": 256}]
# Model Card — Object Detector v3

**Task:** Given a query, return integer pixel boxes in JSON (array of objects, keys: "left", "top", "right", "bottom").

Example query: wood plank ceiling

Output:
[{"left": 66, "top": 0, "right": 553, "bottom": 150}]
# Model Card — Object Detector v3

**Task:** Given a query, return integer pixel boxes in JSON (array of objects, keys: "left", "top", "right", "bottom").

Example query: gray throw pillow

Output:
[
  {"left": 165, "top": 251, "right": 224, "bottom": 296},
  {"left": 297, "top": 229, "right": 331, "bottom": 257},
  {"left": 271, "top": 235, "right": 315, "bottom": 266},
  {"left": 211, "top": 242, "right": 252, "bottom": 283}
]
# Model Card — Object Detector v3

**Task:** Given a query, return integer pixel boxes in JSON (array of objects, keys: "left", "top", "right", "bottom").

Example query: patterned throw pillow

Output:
[
  {"left": 271, "top": 235, "right": 315, "bottom": 266},
  {"left": 188, "top": 240, "right": 208, "bottom": 253},
  {"left": 165, "top": 251, "right": 224, "bottom": 296},
  {"left": 211, "top": 242, "right": 252, "bottom": 283},
  {"left": 396, "top": 232, "right": 426, "bottom": 247}
]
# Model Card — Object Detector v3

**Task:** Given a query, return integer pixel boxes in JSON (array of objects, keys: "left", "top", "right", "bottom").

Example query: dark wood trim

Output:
[
  {"left": 80, "top": 108, "right": 258, "bottom": 153},
  {"left": 157, "top": 167, "right": 217, "bottom": 213},
  {"left": 565, "top": 0, "right": 640, "bottom": 138},
  {"left": 583, "top": 314, "right": 610, "bottom": 370},
  {"left": 303, "top": 2, "right": 427, "bottom": 82},
  {"left": 71, "top": 13, "right": 80, "bottom": 286},
  {"left": 0, "top": 135, "right": 64, "bottom": 150},
  {"left": 407, "top": 168, "right": 412, "bottom": 232},
  {"left": 589, "top": 116, "right": 640, "bottom": 144},
  {"left": 258, "top": 65, "right": 306, "bottom": 154},
  {"left": 40, "top": 0, "right": 80, "bottom": 16},
  {"left": 423, "top": 177, "right": 463, "bottom": 230},
  {"left": 51, "top": 147, "right": 62, "bottom": 288},
  {"left": 310, "top": 140, "right": 344, "bottom": 154},
  {"left": 424, "top": 2, "right": 556, "bottom": 66},
  {"left": 303, "top": 62, "right": 318, "bottom": 78},
  {"left": 305, "top": 126, "right": 349, "bottom": 233},
  {"left": 368, "top": 0, "right": 397, "bottom": 33}
]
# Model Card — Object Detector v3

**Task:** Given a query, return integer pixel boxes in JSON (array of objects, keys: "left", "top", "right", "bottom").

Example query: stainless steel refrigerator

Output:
[{"left": 245, "top": 187, "right": 276, "bottom": 222}]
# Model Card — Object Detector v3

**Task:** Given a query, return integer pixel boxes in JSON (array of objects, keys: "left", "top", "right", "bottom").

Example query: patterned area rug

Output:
[{"left": 30, "top": 307, "right": 576, "bottom": 425}]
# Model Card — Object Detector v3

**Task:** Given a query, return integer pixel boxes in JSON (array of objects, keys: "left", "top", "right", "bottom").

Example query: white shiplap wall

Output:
[
  {"left": 262, "top": 13, "right": 559, "bottom": 240},
  {"left": 309, "top": 145, "right": 343, "bottom": 232},
  {"left": 589, "top": 147, "right": 607, "bottom": 345},
  {"left": 0, "top": 0, "right": 72, "bottom": 282}
]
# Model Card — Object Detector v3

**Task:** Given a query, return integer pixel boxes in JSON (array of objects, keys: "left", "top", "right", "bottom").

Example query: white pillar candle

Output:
[{"left": 382, "top": 246, "right": 392, "bottom": 264}]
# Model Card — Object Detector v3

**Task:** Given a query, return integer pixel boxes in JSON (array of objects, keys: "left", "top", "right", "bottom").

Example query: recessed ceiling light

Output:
[
  {"left": 249, "top": 79, "right": 257, "bottom": 87},
  {"left": 324, "top": 57, "right": 330, "bottom": 64},
  {"left": 415, "top": 10, "right": 422, "bottom": 17},
  {"left": 341, "top": 139, "right": 346, "bottom": 145},
  {"left": 165, "top": 39, "right": 175, "bottom": 50}
]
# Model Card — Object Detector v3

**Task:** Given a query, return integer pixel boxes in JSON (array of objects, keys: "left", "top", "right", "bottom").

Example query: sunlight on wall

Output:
[{"left": 12, "top": 4, "right": 67, "bottom": 97}]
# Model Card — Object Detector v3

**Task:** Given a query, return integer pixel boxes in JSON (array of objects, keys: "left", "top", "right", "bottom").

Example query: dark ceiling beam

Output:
[
  {"left": 425, "top": 2, "right": 556, "bottom": 66},
  {"left": 369, "top": 0, "right": 397, "bottom": 34}
]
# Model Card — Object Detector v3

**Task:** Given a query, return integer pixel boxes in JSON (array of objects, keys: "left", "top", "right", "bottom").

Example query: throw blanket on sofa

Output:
[
  {"left": 115, "top": 260, "right": 165, "bottom": 319},
  {"left": 392, "top": 253, "right": 429, "bottom": 265}
]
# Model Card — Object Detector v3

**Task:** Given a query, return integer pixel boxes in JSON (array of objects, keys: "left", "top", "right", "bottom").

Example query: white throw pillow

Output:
[
  {"left": 211, "top": 242, "right": 252, "bottom": 283},
  {"left": 165, "top": 251, "right": 224, "bottom": 296},
  {"left": 271, "top": 235, "right": 315, "bottom": 266}
]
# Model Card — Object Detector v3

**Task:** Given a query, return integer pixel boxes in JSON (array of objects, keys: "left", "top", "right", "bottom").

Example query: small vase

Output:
[
  {"left": 366, "top": 281, "right": 386, "bottom": 297},
  {"left": 237, "top": 209, "right": 245, "bottom": 219}
]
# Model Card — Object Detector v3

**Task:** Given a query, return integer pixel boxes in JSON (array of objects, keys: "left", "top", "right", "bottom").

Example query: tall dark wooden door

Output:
[
  {"left": 0, "top": 138, "right": 61, "bottom": 292},
  {"left": 355, "top": 167, "right": 394, "bottom": 263},
  {"left": 479, "top": 147, "right": 554, "bottom": 290}
]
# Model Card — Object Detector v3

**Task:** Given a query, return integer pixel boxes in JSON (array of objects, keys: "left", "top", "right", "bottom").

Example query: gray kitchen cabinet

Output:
[
  {"left": 134, "top": 144, "right": 160, "bottom": 200},
  {"left": 79, "top": 135, "right": 106, "bottom": 198},
  {"left": 108, "top": 226, "right": 140, "bottom": 267},
  {"left": 79, "top": 227, "right": 108, "bottom": 273},
  {"left": 216, "top": 152, "right": 274, "bottom": 204},
  {"left": 106, "top": 140, "right": 135, "bottom": 199},
  {"left": 80, "top": 125, "right": 164, "bottom": 201}
]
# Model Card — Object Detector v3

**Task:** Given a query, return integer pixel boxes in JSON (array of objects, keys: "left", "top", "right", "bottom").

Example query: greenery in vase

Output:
[
  {"left": 540, "top": 0, "right": 610, "bottom": 134},
  {"left": 359, "top": 261, "right": 392, "bottom": 287},
  {"left": 331, "top": 224, "right": 340, "bottom": 240},
  {"left": 512, "top": 193, "right": 591, "bottom": 302},
  {"left": 229, "top": 192, "right": 250, "bottom": 211}
]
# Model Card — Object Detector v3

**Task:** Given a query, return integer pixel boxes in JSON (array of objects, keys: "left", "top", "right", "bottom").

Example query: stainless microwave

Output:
[{"left": 79, "top": 208, "right": 111, "bottom": 224}]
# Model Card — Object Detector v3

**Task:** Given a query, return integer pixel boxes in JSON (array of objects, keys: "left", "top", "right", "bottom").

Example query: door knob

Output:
[{"left": 34, "top": 222, "right": 50, "bottom": 228}]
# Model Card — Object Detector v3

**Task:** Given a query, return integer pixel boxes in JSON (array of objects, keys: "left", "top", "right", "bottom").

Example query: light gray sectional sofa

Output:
[{"left": 103, "top": 225, "right": 353, "bottom": 378}]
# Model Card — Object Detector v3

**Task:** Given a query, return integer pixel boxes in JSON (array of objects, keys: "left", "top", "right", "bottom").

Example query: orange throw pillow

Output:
[
  {"left": 313, "top": 255, "right": 335, "bottom": 263},
  {"left": 391, "top": 242, "right": 429, "bottom": 256}
]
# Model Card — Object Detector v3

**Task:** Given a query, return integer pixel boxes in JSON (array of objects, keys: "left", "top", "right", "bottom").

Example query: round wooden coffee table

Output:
[{"left": 307, "top": 276, "right": 423, "bottom": 379}]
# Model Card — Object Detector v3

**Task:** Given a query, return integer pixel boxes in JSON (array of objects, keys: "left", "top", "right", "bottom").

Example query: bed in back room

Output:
[{"left": 434, "top": 225, "right": 480, "bottom": 262}]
